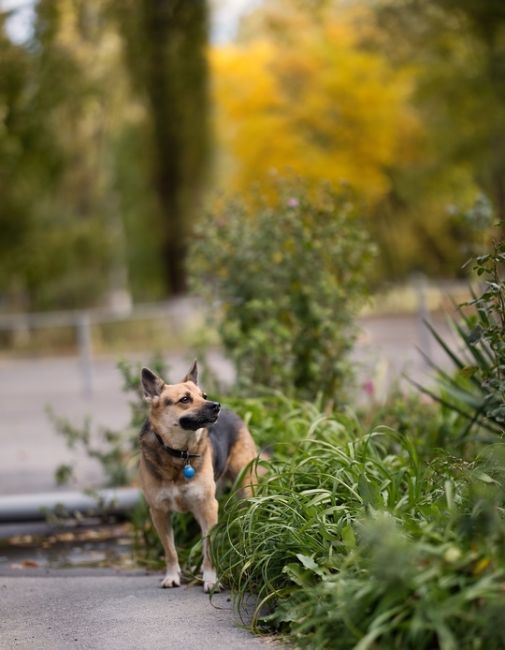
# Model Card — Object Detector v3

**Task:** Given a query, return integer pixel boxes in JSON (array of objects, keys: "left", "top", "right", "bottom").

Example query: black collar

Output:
[{"left": 152, "top": 430, "right": 200, "bottom": 461}]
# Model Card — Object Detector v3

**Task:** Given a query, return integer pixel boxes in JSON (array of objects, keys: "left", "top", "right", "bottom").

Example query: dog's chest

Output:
[{"left": 154, "top": 481, "right": 206, "bottom": 513}]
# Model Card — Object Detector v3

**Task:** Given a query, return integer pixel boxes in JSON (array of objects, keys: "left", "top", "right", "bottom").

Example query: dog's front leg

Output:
[
  {"left": 150, "top": 507, "right": 181, "bottom": 588},
  {"left": 193, "top": 497, "right": 219, "bottom": 592}
]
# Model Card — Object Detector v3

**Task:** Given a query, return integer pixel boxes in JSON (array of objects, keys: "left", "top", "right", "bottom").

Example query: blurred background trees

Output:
[
  {"left": 0, "top": 0, "right": 119, "bottom": 311},
  {"left": 0, "top": 0, "right": 209, "bottom": 309},
  {"left": 112, "top": 0, "right": 209, "bottom": 295},
  {"left": 0, "top": 0, "right": 502, "bottom": 311},
  {"left": 373, "top": 0, "right": 505, "bottom": 277},
  {"left": 211, "top": 4, "right": 420, "bottom": 204}
]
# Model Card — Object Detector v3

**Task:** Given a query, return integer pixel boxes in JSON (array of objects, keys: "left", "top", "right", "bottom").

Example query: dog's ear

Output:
[
  {"left": 182, "top": 360, "right": 198, "bottom": 385},
  {"left": 141, "top": 367, "right": 165, "bottom": 402}
]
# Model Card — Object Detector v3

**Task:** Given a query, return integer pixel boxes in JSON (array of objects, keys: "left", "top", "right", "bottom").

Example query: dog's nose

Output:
[{"left": 210, "top": 401, "right": 221, "bottom": 412}]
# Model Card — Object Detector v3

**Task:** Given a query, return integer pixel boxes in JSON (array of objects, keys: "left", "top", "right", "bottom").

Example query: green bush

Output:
[
  {"left": 189, "top": 186, "right": 375, "bottom": 405},
  {"left": 212, "top": 405, "right": 505, "bottom": 649}
]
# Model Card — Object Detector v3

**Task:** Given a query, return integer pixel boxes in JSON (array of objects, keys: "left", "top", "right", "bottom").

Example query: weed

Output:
[{"left": 417, "top": 235, "right": 505, "bottom": 440}]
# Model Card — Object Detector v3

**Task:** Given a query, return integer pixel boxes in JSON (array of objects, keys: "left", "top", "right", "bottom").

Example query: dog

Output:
[{"left": 139, "top": 361, "right": 258, "bottom": 592}]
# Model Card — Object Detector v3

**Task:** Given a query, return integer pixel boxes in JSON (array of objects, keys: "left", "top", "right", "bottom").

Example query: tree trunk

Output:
[{"left": 115, "top": 0, "right": 209, "bottom": 295}]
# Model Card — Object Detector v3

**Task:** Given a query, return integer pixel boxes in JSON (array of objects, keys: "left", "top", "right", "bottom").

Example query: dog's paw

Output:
[
  {"left": 160, "top": 569, "right": 181, "bottom": 588},
  {"left": 203, "top": 569, "right": 221, "bottom": 593}
]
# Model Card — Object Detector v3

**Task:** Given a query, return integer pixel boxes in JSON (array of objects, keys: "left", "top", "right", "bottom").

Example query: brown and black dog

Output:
[{"left": 139, "top": 361, "right": 257, "bottom": 592}]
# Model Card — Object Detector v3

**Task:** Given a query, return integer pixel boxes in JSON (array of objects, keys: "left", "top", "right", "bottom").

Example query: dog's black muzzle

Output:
[{"left": 179, "top": 401, "right": 221, "bottom": 431}]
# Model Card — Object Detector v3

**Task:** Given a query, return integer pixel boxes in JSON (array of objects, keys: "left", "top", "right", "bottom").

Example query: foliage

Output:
[
  {"left": 0, "top": 2, "right": 119, "bottom": 310},
  {"left": 375, "top": 0, "right": 505, "bottom": 216},
  {"left": 226, "top": 392, "right": 348, "bottom": 456},
  {"left": 362, "top": 388, "right": 464, "bottom": 458},
  {"left": 371, "top": 0, "right": 504, "bottom": 278},
  {"left": 417, "top": 237, "right": 505, "bottom": 439},
  {"left": 111, "top": 0, "right": 210, "bottom": 294},
  {"left": 212, "top": 405, "right": 505, "bottom": 649},
  {"left": 210, "top": 0, "right": 498, "bottom": 281},
  {"left": 0, "top": 0, "right": 209, "bottom": 309},
  {"left": 211, "top": 1, "right": 419, "bottom": 204},
  {"left": 189, "top": 186, "right": 375, "bottom": 404},
  {"left": 2, "top": 0, "right": 502, "bottom": 308}
]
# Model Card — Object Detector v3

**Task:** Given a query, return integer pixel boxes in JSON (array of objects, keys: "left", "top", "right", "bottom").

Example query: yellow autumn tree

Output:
[{"left": 210, "top": 2, "right": 420, "bottom": 204}]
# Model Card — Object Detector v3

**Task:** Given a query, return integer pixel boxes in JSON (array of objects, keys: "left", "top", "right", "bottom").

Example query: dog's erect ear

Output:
[
  {"left": 182, "top": 360, "right": 198, "bottom": 385},
  {"left": 141, "top": 367, "right": 165, "bottom": 401}
]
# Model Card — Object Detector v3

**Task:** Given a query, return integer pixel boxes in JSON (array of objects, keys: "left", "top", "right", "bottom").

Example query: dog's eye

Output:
[
  {"left": 179, "top": 395, "right": 191, "bottom": 404},
  {"left": 202, "top": 393, "right": 208, "bottom": 399}
]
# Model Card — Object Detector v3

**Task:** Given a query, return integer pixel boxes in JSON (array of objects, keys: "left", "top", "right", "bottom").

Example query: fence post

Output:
[
  {"left": 77, "top": 311, "right": 93, "bottom": 398},
  {"left": 413, "top": 273, "right": 432, "bottom": 363}
]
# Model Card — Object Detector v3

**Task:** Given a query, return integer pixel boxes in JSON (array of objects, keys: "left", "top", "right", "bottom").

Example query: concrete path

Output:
[{"left": 0, "top": 573, "right": 271, "bottom": 650}]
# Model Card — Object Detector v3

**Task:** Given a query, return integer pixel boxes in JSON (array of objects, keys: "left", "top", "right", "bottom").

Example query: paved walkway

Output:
[{"left": 0, "top": 573, "right": 270, "bottom": 649}]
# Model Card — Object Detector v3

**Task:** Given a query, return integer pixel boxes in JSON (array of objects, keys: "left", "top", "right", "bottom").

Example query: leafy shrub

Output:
[
  {"left": 277, "top": 512, "right": 505, "bottom": 650},
  {"left": 189, "top": 186, "right": 375, "bottom": 405},
  {"left": 212, "top": 403, "right": 505, "bottom": 649},
  {"left": 418, "top": 237, "right": 505, "bottom": 440}
]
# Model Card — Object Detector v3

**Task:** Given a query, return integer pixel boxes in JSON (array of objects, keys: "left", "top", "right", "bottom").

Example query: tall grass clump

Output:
[
  {"left": 212, "top": 404, "right": 505, "bottom": 649},
  {"left": 418, "top": 236, "right": 505, "bottom": 442}
]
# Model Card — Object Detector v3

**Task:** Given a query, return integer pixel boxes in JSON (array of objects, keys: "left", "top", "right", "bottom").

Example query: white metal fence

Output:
[
  {"left": 0, "top": 297, "right": 203, "bottom": 397},
  {"left": 0, "top": 279, "right": 469, "bottom": 397}
]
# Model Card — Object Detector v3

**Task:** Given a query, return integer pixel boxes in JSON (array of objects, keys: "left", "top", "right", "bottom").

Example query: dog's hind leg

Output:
[
  {"left": 193, "top": 497, "right": 219, "bottom": 592},
  {"left": 150, "top": 507, "right": 181, "bottom": 588},
  {"left": 226, "top": 427, "right": 259, "bottom": 497}
]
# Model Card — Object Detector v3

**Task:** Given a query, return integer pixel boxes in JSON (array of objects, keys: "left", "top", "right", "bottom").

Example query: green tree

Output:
[
  {"left": 0, "top": 1, "right": 123, "bottom": 310},
  {"left": 375, "top": 0, "right": 505, "bottom": 223},
  {"left": 211, "top": 0, "right": 499, "bottom": 281},
  {"left": 112, "top": 0, "right": 210, "bottom": 294}
]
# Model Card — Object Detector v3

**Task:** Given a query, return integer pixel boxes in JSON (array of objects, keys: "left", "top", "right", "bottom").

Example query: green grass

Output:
[{"left": 211, "top": 401, "right": 505, "bottom": 649}]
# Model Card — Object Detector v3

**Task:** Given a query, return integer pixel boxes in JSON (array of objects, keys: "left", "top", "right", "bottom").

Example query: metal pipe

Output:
[
  {"left": 413, "top": 272, "right": 432, "bottom": 362},
  {"left": 0, "top": 488, "right": 142, "bottom": 523},
  {"left": 0, "top": 297, "right": 204, "bottom": 330},
  {"left": 77, "top": 311, "right": 93, "bottom": 398}
]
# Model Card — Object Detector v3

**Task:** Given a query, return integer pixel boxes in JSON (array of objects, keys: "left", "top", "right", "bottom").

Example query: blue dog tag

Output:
[{"left": 183, "top": 465, "right": 195, "bottom": 480}]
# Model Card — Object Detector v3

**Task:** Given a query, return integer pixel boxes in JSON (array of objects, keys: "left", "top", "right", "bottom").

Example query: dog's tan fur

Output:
[{"left": 139, "top": 362, "right": 257, "bottom": 592}]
